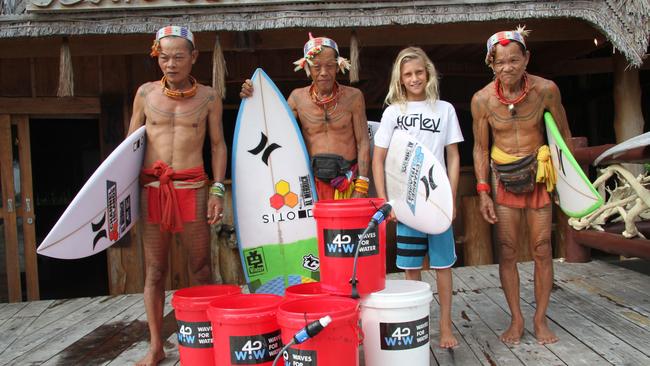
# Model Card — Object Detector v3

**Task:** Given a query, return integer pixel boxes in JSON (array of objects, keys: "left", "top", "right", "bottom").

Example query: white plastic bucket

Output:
[{"left": 360, "top": 280, "right": 433, "bottom": 366}]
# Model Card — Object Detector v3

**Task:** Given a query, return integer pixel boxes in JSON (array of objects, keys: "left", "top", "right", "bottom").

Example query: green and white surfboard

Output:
[
  {"left": 545, "top": 111, "right": 603, "bottom": 217},
  {"left": 232, "top": 69, "right": 319, "bottom": 295}
]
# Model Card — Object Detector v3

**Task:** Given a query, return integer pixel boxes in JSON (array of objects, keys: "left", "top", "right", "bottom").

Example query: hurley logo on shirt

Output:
[{"left": 396, "top": 113, "right": 441, "bottom": 133}]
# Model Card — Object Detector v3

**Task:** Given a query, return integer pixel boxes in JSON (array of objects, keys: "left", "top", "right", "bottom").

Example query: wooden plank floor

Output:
[{"left": 1, "top": 259, "right": 649, "bottom": 365}]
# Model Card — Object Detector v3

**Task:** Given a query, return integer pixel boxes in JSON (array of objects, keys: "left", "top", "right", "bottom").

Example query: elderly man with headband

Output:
[
  {"left": 241, "top": 33, "right": 371, "bottom": 199},
  {"left": 471, "top": 26, "right": 572, "bottom": 345},
  {"left": 128, "top": 25, "right": 227, "bottom": 366}
]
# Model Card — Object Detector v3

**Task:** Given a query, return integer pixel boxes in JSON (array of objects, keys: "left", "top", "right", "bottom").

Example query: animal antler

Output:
[{"left": 569, "top": 164, "right": 650, "bottom": 239}]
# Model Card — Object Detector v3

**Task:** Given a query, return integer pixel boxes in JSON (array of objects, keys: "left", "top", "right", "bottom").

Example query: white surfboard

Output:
[
  {"left": 545, "top": 112, "right": 603, "bottom": 217},
  {"left": 593, "top": 131, "right": 650, "bottom": 166},
  {"left": 37, "top": 127, "right": 146, "bottom": 259},
  {"left": 385, "top": 130, "right": 453, "bottom": 234},
  {"left": 232, "top": 68, "right": 319, "bottom": 295}
]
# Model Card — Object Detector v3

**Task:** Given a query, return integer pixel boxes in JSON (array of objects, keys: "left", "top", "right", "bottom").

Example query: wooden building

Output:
[{"left": 0, "top": 0, "right": 648, "bottom": 303}]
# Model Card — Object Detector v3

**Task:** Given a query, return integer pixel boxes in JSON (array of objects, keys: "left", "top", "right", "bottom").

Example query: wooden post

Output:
[
  {"left": 461, "top": 196, "right": 493, "bottom": 265},
  {"left": 16, "top": 117, "right": 40, "bottom": 300},
  {"left": 211, "top": 181, "right": 245, "bottom": 285},
  {"left": 0, "top": 115, "right": 22, "bottom": 302},
  {"left": 613, "top": 52, "right": 644, "bottom": 175}
]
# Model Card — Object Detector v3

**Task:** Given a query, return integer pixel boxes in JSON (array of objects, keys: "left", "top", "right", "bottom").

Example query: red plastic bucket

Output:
[
  {"left": 172, "top": 284, "right": 241, "bottom": 366},
  {"left": 277, "top": 297, "right": 360, "bottom": 366},
  {"left": 207, "top": 294, "right": 283, "bottom": 366},
  {"left": 284, "top": 282, "right": 329, "bottom": 300},
  {"left": 313, "top": 198, "right": 386, "bottom": 296}
]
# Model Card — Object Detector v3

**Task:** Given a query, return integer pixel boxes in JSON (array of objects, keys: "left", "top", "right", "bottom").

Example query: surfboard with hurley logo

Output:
[
  {"left": 37, "top": 126, "right": 146, "bottom": 259},
  {"left": 232, "top": 68, "right": 319, "bottom": 295},
  {"left": 384, "top": 130, "right": 454, "bottom": 234}
]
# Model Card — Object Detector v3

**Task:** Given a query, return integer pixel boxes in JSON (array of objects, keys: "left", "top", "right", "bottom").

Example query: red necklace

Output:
[
  {"left": 161, "top": 75, "right": 198, "bottom": 99},
  {"left": 310, "top": 82, "right": 340, "bottom": 121},
  {"left": 495, "top": 73, "right": 529, "bottom": 116}
]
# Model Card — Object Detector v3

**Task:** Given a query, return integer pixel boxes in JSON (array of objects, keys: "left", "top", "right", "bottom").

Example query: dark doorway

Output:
[{"left": 31, "top": 118, "right": 109, "bottom": 299}]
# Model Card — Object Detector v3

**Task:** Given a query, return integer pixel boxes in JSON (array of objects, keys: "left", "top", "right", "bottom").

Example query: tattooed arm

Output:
[
  {"left": 127, "top": 83, "right": 149, "bottom": 136},
  {"left": 543, "top": 80, "right": 572, "bottom": 149},
  {"left": 472, "top": 89, "right": 498, "bottom": 224},
  {"left": 350, "top": 88, "right": 371, "bottom": 197},
  {"left": 207, "top": 88, "right": 226, "bottom": 225}
]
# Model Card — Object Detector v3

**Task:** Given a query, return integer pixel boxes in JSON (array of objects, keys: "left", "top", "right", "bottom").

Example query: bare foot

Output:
[
  {"left": 534, "top": 318, "right": 558, "bottom": 344},
  {"left": 439, "top": 325, "right": 459, "bottom": 349},
  {"left": 135, "top": 347, "right": 165, "bottom": 366},
  {"left": 500, "top": 319, "right": 524, "bottom": 345}
]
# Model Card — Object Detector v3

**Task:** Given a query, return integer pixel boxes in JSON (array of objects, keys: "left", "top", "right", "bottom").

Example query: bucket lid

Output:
[
  {"left": 207, "top": 294, "right": 283, "bottom": 324},
  {"left": 277, "top": 296, "right": 359, "bottom": 328},
  {"left": 172, "top": 284, "right": 241, "bottom": 312},
  {"left": 361, "top": 280, "right": 432, "bottom": 309}
]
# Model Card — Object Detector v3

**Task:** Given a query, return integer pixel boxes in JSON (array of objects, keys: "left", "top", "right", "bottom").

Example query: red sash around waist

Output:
[{"left": 140, "top": 160, "right": 207, "bottom": 232}]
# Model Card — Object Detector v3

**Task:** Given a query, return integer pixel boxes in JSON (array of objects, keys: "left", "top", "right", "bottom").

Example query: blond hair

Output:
[{"left": 385, "top": 47, "right": 439, "bottom": 108}]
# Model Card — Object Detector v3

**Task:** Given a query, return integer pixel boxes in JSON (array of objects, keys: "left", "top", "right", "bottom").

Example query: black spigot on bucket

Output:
[{"left": 350, "top": 201, "right": 393, "bottom": 299}]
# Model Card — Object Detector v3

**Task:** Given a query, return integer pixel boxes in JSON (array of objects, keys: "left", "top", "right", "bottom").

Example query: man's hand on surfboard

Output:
[
  {"left": 207, "top": 196, "right": 224, "bottom": 225},
  {"left": 239, "top": 79, "right": 254, "bottom": 99},
  {"left": 479, "top": 192, "right": 498, "bottom": 224}
]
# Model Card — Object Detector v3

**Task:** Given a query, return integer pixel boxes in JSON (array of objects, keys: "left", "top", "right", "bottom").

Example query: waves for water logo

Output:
[
  {"left": 230, "top": 331, "right": 281, "bottom": 364},
  {"left": 380, "top": 316, "right": 429, "bottom": 350},
  {"left": 323, "top": 228, "right": 379, "bottom": 257},
  {"left": 283, "top": 348, "right": 317, "bottom": 366},
  {"left": 176, "top": 321, "right": 213, "bottom": 349}
]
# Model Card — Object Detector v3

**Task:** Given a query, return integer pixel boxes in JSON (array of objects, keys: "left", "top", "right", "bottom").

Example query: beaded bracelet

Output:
[
  {"left": 354, "top": 178, "right": 369, "bottom": 195},
  {"left": 476, "top": 182, "right": 491, "bottom": 194},
  {"left": 210, "top": 182, "right": 226, "bottom": 198}
]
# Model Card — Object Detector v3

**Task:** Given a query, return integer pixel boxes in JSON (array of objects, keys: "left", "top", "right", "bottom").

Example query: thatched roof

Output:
[{"left": 1, "top": 0, "right": 648, "bottom": 66}]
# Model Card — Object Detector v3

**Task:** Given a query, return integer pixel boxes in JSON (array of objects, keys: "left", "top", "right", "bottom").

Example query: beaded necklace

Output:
[
  {"left": 309, "top": 82, "right": 340, "bottom": 121},
  {"left": 161, "top": 75, "right": 198, "bottom": 99},
  {"left": 494, "top": 72, "right": 529, "bottom": 116}
]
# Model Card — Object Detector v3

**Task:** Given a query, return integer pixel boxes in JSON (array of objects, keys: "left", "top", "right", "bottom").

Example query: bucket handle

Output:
[
  {"left": 354, "top": 321, "right": 365, "bottom": 345},
  {"left": 353, "top": 306, "right": 364, "bottom": 345}
]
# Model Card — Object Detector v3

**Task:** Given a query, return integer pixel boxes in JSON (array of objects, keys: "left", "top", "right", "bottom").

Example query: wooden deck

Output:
[{"left": 1, "top": 259, "right": 649, "bottom": 365}]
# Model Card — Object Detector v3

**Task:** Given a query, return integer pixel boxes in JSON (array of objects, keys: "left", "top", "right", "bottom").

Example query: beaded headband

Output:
[
  {"left": 485, "top": 25, "right": 530, "bottom": 64},
  {"left": 150, "top": 26, "right": 195, "bottom": 57},
  {"left": 293, "top": 33, "right": 351, "bottom": 76}
]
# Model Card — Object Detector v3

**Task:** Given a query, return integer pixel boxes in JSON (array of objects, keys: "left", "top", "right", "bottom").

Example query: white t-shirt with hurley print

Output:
[{"left": 374, "top": 100, "right": 464, "bottom": 171}]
